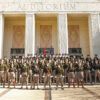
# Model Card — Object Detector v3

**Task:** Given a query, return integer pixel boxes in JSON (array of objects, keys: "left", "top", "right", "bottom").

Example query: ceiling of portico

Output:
[
  {"left": 68, "top": 14, "right": 88, "bottom": 21},
  {"left": 36, "top": 13, "right": 57, "bottom": 21},
  {"left": 4, "top": 14, "right": 25, "bottom": 21},
  {"left": 4, "top": 13, "right": 89, "bottom": 21}
]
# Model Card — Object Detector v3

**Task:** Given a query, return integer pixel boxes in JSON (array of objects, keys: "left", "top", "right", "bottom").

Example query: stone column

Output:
[
  {"left": 25, "top": 13, "right": 35, "bottom": 57},
  {"left": 89, "top": 13, "right": 100, "bottom": 57},
  {"left": 0, "top": 14, "right": 4, "bottom": 59},
  {"left": 57, "top": 13, "right": 68, "bottom": 54}
]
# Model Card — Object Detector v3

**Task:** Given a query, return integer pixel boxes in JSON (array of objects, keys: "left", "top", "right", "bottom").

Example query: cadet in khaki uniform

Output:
[
  {"left": 21, "top": 62, "right": 29, "bottom": 89},
  {"left": 83, "top": 61, "right": 92, "bottom": 83},
  {"left": 0, "top": 60, "right": 5, "bottom": 87},
  {"left": 18, "top": 60, "right": 23, "bottom": 84},
  {"left": 55, "top": 63, "right": 64, "bottom": 90},
  {"left": 63, "top": 59, "right": 69, "bottom": 84},
  {"left": 43, "top": 63, "right": 52, "bottom": 89},
  {"left": 13, "top": 59, "right": 19, "bottom": 84},
  {"left": 1, "top": 60, "right": 8, "bottom": 88},
  {"left": 50, "top": 59, "right": 55, "bottom": 84},
  {"left": 67, "top": 61, "right": 75, "bottom": 88},
  {"left": 94, "top": 60, "right": 100, "bottom": 83},
  {"left": 31, "top": 64, "right": 40, "bottom": 89},
  {"left": 8, "top": 61, "right": 16, "bottom": 88},
  {"left": 28, "top": 61, "right": 33, "bottom": 85},
  {"left": 74, "top": 60, "right": 84, "bottom": 88}
]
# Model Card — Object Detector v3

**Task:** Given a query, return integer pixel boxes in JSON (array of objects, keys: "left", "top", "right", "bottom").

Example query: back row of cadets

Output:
[{"left": 0, "top": 54, "right": 99, "bottom": 89}]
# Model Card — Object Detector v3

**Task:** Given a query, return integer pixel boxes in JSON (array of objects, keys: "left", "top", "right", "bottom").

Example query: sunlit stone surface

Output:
[
  {"left": 0, "top": 85, "right": 100, "bottom": 100},
  {"left": 52, "top": 85, "right": 100, "bottom": 100}
]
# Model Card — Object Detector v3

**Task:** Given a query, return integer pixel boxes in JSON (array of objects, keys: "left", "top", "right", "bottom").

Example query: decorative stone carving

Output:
[
  {"left": 12, "top": 25, "right": 25, "bottom": 48},
  {"left": 68, "top": 25, "right": 80, "bottom": 48},
  {"left": 40, "top": 25, "right": 52, "bottom": 48}
]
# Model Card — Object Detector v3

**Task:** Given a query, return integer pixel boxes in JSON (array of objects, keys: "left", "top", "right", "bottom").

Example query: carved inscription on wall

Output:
[
  {"left": 68, "top": 25, "right": 80, "bottom": 48},
  {"left": 12, "top": 25, "right": 25, "bottom": 48},
  {"left": 40, "top": 25, "right": 52, "bottom": 48},
  {"left": 0, "top": 2, "right": 76, "bottom": 11},
  {"left": 0, "top": 2, "right": 100, "bottom": 12}
]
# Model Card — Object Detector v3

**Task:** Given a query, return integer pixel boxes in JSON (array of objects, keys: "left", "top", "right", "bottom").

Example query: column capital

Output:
[
  {"left": 58, "top": 12, "right": 68, "bottom": 15},
  {"left": 25, "top": 12, "right": 36, "bottom": 15},
  {"left": 89, "top": 12, "right": 100, "bottom": 16}
]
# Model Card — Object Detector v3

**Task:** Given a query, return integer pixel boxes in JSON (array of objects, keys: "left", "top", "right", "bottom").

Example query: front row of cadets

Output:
[{"left": 0, "top": 54, "right": 100, "bottom": 90}]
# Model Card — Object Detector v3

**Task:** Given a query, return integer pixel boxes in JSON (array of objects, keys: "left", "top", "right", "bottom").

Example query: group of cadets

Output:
[{"left": 0, "top": 54, "right": 100, "bottom": 90}]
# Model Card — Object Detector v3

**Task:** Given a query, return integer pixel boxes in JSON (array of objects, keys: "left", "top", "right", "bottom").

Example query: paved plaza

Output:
[{"left": 0, "top": 85, "right": 100, "bottom": 100}]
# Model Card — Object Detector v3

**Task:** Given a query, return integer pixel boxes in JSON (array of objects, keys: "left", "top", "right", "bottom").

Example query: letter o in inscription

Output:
[{"left": 45, "top": 4, "right": 52, "bottom": 10}]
